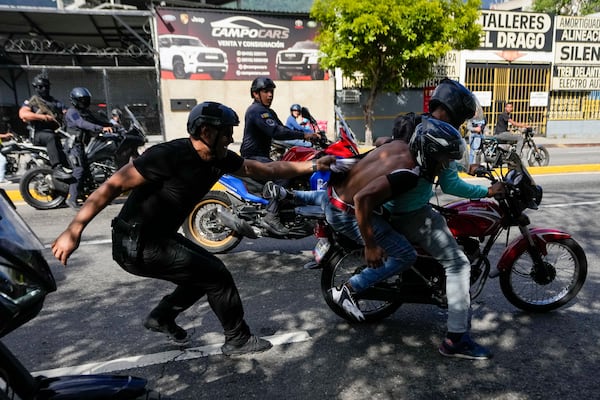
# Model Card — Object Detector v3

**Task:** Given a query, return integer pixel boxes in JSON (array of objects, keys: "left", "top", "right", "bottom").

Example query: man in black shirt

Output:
[
  {"left": 494, "top": 101, "right": 528, "bottom": 153},
  {"left": 51, "top": 101, "right": 335, "bottom": 356}
]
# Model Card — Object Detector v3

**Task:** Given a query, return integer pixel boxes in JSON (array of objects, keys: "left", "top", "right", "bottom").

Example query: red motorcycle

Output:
[
  {"left": 317, "top": 148, "right": 587, "bottom": 322},
  {"left": 182, "top": 106, "right": 360, "bottom": 253}
]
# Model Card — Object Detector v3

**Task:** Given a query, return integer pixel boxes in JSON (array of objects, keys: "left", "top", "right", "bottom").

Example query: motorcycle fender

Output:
[
  {"left": 495, "top": 228, "right": 572, "bottom": 275},
  {"left": 36, "top": 374, "right": 147, "bottom": 398}
]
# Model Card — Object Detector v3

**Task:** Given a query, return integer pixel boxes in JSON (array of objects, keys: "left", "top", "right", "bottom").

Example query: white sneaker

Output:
[{"left": 329, "top": 285, "right": 365, "bottom": 321}]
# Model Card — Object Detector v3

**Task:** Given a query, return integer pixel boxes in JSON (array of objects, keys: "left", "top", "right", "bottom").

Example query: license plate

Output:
[{"left": 313, "top": 239, "right": 330, "bottom": 264}]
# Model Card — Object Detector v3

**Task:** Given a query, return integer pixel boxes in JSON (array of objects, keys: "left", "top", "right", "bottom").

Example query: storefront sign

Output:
[
  {"left": 478, "top": 10, "right": 553, "bottom": 52},
  {"left": 552, "top": 16, "right": 600, "bottom": 90}
]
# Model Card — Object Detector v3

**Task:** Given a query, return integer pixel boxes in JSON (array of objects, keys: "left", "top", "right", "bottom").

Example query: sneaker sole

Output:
[
  {"left": 221, "top": 346, "right": 272, "bottom": 356},
  {"left": 438, "top": 347, "right": 492, "bottom": 360}
]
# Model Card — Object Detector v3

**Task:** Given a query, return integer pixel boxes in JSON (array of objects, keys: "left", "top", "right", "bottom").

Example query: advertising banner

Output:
[
  {"left": 156, "top": 8, "right": 327, "bottom": 81},
  {"left": 552, "top": 15, "right": 600, "bottom": 91}
]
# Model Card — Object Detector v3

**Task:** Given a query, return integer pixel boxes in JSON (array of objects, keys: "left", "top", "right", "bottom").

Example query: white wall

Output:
[{"left": 160, "top": 79, "right": 336, "bottom": 143}]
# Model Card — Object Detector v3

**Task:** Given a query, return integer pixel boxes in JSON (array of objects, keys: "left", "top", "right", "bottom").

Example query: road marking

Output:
[{"left": 32, "top": 330, "right": 311, "bottom": 378}]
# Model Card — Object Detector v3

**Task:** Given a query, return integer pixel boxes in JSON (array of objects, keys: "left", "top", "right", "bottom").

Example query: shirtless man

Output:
[{"left": 324, "top": 139, "right": 420, "bottom": 321}]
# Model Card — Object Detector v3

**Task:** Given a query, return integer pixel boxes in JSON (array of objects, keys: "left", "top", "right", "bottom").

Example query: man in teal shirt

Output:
[{"left": 385, "top": 79, "right": 503, "bottom": 360}]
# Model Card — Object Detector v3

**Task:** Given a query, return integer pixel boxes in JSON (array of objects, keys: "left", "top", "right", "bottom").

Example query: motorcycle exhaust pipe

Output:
[{"left": 216, "top": 208, "right": 258, "bottom": 239}]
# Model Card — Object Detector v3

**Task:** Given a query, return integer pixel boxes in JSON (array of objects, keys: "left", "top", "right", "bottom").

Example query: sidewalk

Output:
[
  {"left": 532, "top": 136, "right": 600, "bottom": 148},
  {"left": 3, "top": 136, "right": 599, "bottom": 204}
]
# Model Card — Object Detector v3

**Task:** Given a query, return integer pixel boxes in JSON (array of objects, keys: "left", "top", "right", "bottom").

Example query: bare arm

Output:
[
  {"left": 353, "top": 176, "right": 393, "bottom": 267},
  {"left": 233, "top": 155, "right": 336, "bottom": 180},
  {"left": 51, "top": 162, "right": 146, "bottom": 266},
  {"left": 19, "top": 105, "right": 55, "bottom": 124}
]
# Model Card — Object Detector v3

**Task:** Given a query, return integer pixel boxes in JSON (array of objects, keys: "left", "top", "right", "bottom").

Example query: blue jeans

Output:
[
  {"left": 293, "top": 189, "right": 327, "bottom": 209},
  {"left": 469, "top": 133, "right": 483, "bottom": 164},
  {"left": 0, "top": 153, "right": 7, "bottom": 181},
  {"left": 389, "top": 205, "right": 471, "bottom": 333},
  {"left": 324, "top": 200, "right": 416, "bottom": 292}
]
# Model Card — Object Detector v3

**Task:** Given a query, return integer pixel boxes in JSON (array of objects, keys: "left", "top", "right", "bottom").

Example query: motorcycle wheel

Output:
[
  {"left": 499, "top": 238, "right": 587, "bottom": 312},
  {"left": 19, "top": 167, "right": 66, "bottom": 210},
  {"left": 321, "top": 248, "right": 402, "bottom": 323},
  {"left": 527, "top": 145, "right": 550, "bottom": 167},
  {"left": 182, "top": 191, "right": 242, "bottom": 254}
]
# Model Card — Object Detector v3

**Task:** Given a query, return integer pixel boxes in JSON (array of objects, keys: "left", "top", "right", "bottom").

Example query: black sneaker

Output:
[
  {"left": 439, "top": 334, "right": 493, "bottom": 360},
  {"left": 144, "top": 316, "right": 190, "bottom": 345},
  {"left": 52, "top": 166, "right": 74, "bottom": 182},
  {"left": 329, "top": 285, "right": 365, "bottom": 321},
  {"left": 261, "top": 212, "right": 289, "bottom": 236},
  {"left": 221, "top": 335, "right": 272, "bottom": 356}
]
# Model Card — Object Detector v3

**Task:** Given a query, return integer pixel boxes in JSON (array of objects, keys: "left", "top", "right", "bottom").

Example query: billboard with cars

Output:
[{"left": 156, "top": 8, "right": 327, "bottom": 81}]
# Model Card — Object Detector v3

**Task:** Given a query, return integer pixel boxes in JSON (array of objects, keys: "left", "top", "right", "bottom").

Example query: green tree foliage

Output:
[
  {"left": 533, "top": 0, "right": 600, "bottom": 15},
  {"left": 311, "top": 0, "right": 482, "bottom": 143}
]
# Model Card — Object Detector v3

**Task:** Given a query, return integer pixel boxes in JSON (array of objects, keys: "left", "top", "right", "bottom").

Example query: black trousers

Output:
[
  {"left": 113, "top": 230, "right": 251, "bottom": 345},
  {"left": 33, "top": 129, "right": 69, "bottom": 168}
]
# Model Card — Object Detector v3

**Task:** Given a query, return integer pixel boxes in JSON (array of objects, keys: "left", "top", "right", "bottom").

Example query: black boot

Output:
[
  {"left": 144, "top": 296, "right": 189, "bottom": 344},
  {"left": 261, "top": 212, "right": 289, "bottom": 236}
]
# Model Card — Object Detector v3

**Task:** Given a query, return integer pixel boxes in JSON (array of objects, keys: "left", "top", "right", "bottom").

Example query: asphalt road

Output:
[{"left": 2, "top": 169, "right": 600, "bottom": 400}]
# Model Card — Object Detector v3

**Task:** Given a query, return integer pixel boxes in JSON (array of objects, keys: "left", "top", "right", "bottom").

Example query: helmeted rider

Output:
[
  {"left": 240, "top": 77, "right": 321, "bottom": 236},
  {"left": 63, "top": 87, "right": 113, "bottom": 210},
  {"left": 382, "top": 78, "right": 503, "bottom": 359},
  {"left": 110, "top": 108, "right": 123, "bottom": 129},
  {"left": 18, "top": 72, "right": 72, "bottom": 181},
  {"left": 285, "top": 103, "right": 313, "bottom": 133}
]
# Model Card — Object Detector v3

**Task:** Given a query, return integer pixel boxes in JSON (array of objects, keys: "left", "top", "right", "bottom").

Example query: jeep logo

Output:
[{"left": 211, "top": 16, "right": 289, "bottom": 40}]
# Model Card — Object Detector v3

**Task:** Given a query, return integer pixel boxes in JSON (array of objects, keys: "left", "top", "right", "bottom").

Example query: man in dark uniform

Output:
[
  {"left": 51, "top": 101, "right": 336, "bottom": 356},
  {"left": 64, "top": 87, "right": 113, "bottom": 210},
  {"left": 18, "top": 72, "right": 73, "bottom": 180},
  {"left": 240, "top": 77, "right": 321, "bottom": 235}
]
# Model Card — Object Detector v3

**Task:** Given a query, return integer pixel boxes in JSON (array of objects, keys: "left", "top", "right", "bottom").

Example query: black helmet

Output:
[
  {"left": 111, "top": 108, "right": 122, "bottom": 117},
  {"left": 290, "top": 104, "right": 302, "bottom": 112},
  {"left": 428, "top": 78, "right": 477, "bottom": 128},
  {"left": 250, "top": 77, "right": 276, "bottom": 97},
  {"left": 187, "top": 101, "right": 240, "bottom": 136},
  {"left": 409, "top": 115, "right": 466, "bottom": 181},
  {"left": 69, "top": 87, "right": 92, "bottom": 109},
  {"left": 31, "top": 73, "right": 50, "bottom": 97}
]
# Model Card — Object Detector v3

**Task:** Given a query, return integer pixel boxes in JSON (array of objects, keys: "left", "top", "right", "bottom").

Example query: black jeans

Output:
[
  {"left": 33, "top": 129, "right": 69, "bottom": 168},
  {"left": 113, "top": 228, "right": 251, "bottom": 345}
]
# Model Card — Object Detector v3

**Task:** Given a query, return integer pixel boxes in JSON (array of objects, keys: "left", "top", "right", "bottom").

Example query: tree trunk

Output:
[{"left": 362, "top": 88, "right": 378, "bottom": 145}]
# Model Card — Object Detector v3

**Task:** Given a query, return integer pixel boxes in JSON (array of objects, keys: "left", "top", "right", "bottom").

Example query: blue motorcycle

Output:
[{"left": 182, "top": 107, "right": 360, "bottom": 254}]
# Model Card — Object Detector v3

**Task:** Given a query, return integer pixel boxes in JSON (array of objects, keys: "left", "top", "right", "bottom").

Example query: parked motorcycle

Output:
[
  {"left": 182, "top": 106, "right": 360, "bottom": 253},
  {"left": 0, "top": 134, "right": 50, "bottom": 179},
  {"left": 318, "top": 147, "right": 586, "bottom": 322},
  {"left": 0, "top": 189, "right": 167, "bottom": 399},
  {"left": 475, "top": 126, "right": 549, "bottom": 167},
  {"left": 18, "top": 107, "right": 147, "bottom": 210}
]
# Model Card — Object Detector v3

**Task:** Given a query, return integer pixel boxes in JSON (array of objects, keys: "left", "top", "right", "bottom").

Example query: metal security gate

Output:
[{"left": 465, "top": 64, "right": 551, "bottom": 135}]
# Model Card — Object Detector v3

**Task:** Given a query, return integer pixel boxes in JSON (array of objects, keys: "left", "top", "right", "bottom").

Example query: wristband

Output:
[{"left": 312, "top": 159, "right": 317, "bottom": 172}]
